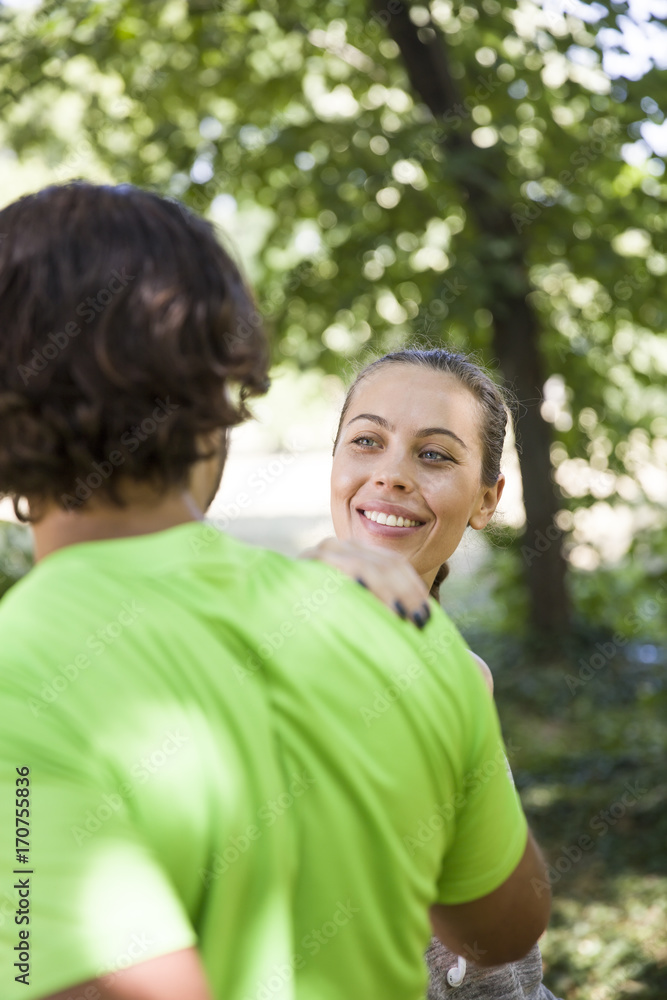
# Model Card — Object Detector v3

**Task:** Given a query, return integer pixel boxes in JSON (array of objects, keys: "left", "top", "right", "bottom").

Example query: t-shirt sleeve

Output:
[
  {"left": 0, "top": 689, "right": 197, "bottom": 1000},
  {"left": 434, "top": 665, "right": 528, "bottom": 905}
]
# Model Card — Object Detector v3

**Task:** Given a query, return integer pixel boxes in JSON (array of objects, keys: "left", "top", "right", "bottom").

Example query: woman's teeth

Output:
[{"left": 363, "top": 510, "right": 421, "bottom": 528}]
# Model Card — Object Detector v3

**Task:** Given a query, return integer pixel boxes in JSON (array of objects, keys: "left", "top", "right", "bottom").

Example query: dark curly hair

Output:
[
  {"left": 0, "top": 182, "right": 269, "bottom": 521},
  {"left": 333, "top": 348, "right": 512, "bottom": 601}
]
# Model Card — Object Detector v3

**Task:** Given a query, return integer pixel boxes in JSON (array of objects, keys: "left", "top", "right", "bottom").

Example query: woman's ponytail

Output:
[{"left": 430, "top": 562, "right": 449, "bottom": 602}]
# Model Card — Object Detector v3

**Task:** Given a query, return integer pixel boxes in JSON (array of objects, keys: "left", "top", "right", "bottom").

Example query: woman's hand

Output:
[{"left": 300, "top": 537, "right": 431, "bottom": 629}]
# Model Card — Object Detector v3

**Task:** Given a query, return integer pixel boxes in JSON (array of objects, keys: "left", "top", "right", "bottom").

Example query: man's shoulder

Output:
[
  {"left": 245, "top": 546, "right": 477, "bottom": 681},
  {"left": 0, "top": 563, "right": 39, "bottom": 628},
  {"left": 239, "top": 541, "right": 357, "bottom": 610}
]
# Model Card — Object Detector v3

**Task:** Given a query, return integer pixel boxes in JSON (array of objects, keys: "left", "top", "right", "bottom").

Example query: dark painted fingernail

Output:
[
  {"left": 412, "top": 611, "right": 426, "bottom": 629},
  {"left": 421, "top": 602, "right": 431, "bottom": 622},
  {"left": 394, "top": 600, "right": 408, "bottom": 620},
  {"left": 355, "top": 577, "right": 368, "bottom": 589}
]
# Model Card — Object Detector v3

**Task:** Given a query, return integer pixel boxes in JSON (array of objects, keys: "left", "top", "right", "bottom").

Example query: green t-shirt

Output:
[{"left": 0, "top": 522, "right": 526, "bottom": 1000}]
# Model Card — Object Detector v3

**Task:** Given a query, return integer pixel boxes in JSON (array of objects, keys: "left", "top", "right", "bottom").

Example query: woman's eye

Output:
[
  {"left": 421, "top": 450, "right": 451, "bottom": 462},
  {"left": 351, "top": 436, "right": 378, "bottom": 447}
]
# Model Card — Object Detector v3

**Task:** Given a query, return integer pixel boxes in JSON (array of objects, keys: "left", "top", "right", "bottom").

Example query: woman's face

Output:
[{"left": 331, "top": 365, "right": 504, "bottom": 588}]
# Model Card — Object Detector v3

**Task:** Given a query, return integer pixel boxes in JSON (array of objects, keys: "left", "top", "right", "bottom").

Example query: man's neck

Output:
[{"left": 31, "top": 491, "right": 203, "bottom": 564}]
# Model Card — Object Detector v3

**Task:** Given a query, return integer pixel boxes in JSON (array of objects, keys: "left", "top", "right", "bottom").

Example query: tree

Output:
[
  {"left": 1, "top": 0, "right": 665, "bottom": 638},
  {"left": 373, "top": 0, "right": 570, "bottom": 632}
]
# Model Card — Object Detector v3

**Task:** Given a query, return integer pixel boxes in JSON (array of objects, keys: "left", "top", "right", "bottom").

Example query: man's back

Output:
[
  {"left": 0, "top": 522, "right": 527, "bottom": 1000},
  {"left": 0, "top": 524, "right": 297, "bottom": 999}
]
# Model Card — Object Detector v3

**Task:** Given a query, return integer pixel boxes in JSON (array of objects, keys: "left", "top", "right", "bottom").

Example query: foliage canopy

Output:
[{"left": 1, "top": 0, "right": 666, "bottom": 632}]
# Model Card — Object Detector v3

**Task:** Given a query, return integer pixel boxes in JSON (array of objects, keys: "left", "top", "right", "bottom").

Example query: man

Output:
[{"left": 0, "top": 183, "right": 550, "bottom": 1000}]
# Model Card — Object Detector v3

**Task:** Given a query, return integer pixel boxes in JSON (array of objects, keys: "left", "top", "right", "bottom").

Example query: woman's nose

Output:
[{"left": 371, "top": 452, "right": 415, "bottom": 491}]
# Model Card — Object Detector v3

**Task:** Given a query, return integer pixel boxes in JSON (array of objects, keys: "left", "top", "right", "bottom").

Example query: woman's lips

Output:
[{"left": 356, "top": 508, "right": 425, "bottom": 536}]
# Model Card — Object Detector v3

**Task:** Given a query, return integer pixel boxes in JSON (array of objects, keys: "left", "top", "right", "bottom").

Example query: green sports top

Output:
[{"left": 0, "top": 522, "right": 526, "bottom": 1000}]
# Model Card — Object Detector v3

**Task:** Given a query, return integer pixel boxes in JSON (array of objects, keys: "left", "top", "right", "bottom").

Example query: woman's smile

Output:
[
  {"left": 331, "top": 366, "right": 502, "bottom": 589},
  {"left": 358, "top": 500, "right": 426, "bottom": 533}
]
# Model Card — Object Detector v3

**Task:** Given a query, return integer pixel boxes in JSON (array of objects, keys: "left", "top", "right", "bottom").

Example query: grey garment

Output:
[{"left": 426, "top": 938, "right": 561, "bottom": 1000}]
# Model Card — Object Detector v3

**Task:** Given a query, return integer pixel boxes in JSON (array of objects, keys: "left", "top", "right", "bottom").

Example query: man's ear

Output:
[{"left": 469, "top": 473, "right": 505, "bottom": 530}]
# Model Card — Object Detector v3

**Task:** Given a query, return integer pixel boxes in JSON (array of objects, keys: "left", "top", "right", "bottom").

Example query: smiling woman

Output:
[
  {"left": 331, "top": 350, "right": 507, "bottom": 596},
  {"left": 305, "top": 347, "right": 561, "bottom": 1000}
]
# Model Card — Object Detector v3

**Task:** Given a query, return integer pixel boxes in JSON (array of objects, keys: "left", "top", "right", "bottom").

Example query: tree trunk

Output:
[{"left": 376, "top": 0, "right": 570, "bottom": 637}]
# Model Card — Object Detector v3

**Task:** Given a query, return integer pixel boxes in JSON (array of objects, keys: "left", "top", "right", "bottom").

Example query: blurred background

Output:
[{"left": 0, "top": 0, "right": 666, "bottom": 995}]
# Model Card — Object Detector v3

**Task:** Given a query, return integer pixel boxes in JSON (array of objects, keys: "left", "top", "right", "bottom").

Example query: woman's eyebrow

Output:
[
  {"left": 347, "top": 414, "right": 467, "bottom": 450},
  {"left": 347, "top": 413, "right": 393, "bottom": 431},
  {"left": 415, "top": 427, "right": 468, "bottom": 450}
]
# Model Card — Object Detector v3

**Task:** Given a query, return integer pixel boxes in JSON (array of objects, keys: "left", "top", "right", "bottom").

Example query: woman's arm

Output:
[{"left": 468, "top": 650, "right": 494, "bottom": 694}]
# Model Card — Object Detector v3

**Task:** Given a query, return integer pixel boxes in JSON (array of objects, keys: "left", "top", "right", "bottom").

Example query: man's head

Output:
[{"left": 0, "top": 182, "right": 269, "bottom": 521}]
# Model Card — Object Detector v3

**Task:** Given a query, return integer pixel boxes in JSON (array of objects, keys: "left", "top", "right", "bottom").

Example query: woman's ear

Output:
[{"left": 468, "top": 473, "right": 505, "bottom": 530}]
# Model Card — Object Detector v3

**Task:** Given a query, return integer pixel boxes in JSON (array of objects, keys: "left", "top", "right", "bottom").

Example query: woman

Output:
[{"left": 304, "top": 348, "right": 559, "bottom": 1000}]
